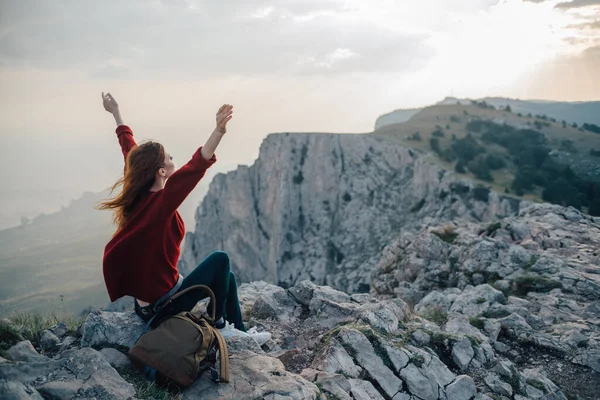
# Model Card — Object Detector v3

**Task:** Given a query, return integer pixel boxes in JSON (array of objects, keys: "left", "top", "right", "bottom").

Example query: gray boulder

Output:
[
  {"left": 99, "top": 347, "right": 131, "bottom": 369},
  {"left": 446, "top": 375, "right": 477, "bottom": 400},
  {"left": 39, "top": 330, "right": 60, "bottom": 352},
  {"left": 337, "top": 328, "right": 403, "bottom": 399},
  {"left": 452, "top": 338, "right": 475, "bottom": 371},
  {"left": 6, "top": 341, "right": 48, "bottom": 363},
  {"left": 80, "top": 310, "right": 145, "bottom": 349},
  {"left": 0, "top": 380, "right": 44, "bottom": 400},
  {"left": 184, "top": 350, "right": 319, "bottom": 400},
  {"left": 0, "top": 347, "right": 135, "bottom": 400}
]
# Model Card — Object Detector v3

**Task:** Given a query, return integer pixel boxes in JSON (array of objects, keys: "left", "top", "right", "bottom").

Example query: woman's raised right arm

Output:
[{"left": 102, "top": 92, "right": 137, "bottom": 163}]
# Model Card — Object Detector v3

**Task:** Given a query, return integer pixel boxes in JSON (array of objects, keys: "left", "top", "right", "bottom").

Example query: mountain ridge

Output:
[{"left": 376, "top": 97, "right": 600, "bottom": 131}]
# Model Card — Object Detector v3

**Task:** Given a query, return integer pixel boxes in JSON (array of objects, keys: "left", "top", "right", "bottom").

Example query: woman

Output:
[{"left": 98, "top": 92, "right": 246, "bottom": 332}]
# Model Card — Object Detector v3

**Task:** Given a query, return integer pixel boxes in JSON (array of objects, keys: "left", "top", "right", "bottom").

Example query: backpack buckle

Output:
[{"left": 144, "top": 365, "right": 157, "bottom": 381}]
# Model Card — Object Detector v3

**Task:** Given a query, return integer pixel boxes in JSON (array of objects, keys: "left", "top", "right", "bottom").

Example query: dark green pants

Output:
[
  {"left": 137, "top": 251, "right": 246, "bottom": 332},
  {"left": 178, "top": 251, "right": 246, "bottom": 331},
  {"left": 175, "top": 251, "right": 246, "bottom": 331}
]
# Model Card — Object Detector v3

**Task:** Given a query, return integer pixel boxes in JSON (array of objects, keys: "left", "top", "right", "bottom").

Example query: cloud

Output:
[
  {"left": 0, "top": 0, "right": 432, "bottom": 78},
  {"left": 567, "top": 20, "right": 600, "bottom": 28},
  {"left": 555, "top": 0, "right": 600, "bottom": 8},
  {"left": 583, "top": 44, "right": 600, "bottom": 58},
  {"left": 523, "top": 0, "right": 600, "bottom": 8}
]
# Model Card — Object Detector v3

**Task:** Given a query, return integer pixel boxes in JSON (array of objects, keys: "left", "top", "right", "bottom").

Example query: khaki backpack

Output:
[{"left": 128, "top": 285, "right": 230, "bottom": 388}]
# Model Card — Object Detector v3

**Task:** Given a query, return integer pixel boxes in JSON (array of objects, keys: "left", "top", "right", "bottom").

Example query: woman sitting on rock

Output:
[{"left": 98, "top": 92, "right": 246, "bottom": 332}]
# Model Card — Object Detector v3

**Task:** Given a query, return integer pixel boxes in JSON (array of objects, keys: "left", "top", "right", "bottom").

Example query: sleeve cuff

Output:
[
  {"left": 194, "top": 146, "right": 217, "bottom": 167},
  {"left": 116, "top": 125, "right": 133, "bottom": 137}
]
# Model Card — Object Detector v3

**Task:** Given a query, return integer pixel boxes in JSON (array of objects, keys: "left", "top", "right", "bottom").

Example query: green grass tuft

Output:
[
  {"left": 481, "top": 309, "right": 511, "bottom": 319},
  {"left": 514, "top": 275, "right": 562, "bottom": 296},
  {"left": 357, "top": 327, "right": 393, "bottom": 370},
  {"left": 116, "top": 366, "right": 182, "bottom": 400},
  {"left": 524, "top": 255, "right": 538, "bottom": 270},
  {"left": 411, "top": 354, "right": 425, "bottom": 368},
  {"left": 421, "top": 307, "right": 448, "bottom": 326},
  {"left": 483, "top": 221, "right": 502, "bottom": 236},
  {"left": 526, "top": 379, "right": 547, "bottom": 393},
  {"left": 466, "top": 335, "right": 481, "bottom": 348},
  {"left": 4, "top": 311, "right": 83, "bottom": 349},
  {"left": 469, "top": 317, "right": 485, "bottom": 329},
  {"left": 0, "top": 319, "right": 24, "bottom": 351}
]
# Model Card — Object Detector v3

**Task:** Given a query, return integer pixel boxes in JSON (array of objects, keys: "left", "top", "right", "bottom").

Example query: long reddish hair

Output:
[{"left": 97, "top": 141, "right": 166, "bottom": 234}]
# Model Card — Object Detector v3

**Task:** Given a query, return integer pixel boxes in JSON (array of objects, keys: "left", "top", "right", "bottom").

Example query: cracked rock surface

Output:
[
  {"left": 0, "top": 265, "right": 598, "bottom": 399},
  {"left": 1, "top": 204, "right": 599, "bottom": 399}
]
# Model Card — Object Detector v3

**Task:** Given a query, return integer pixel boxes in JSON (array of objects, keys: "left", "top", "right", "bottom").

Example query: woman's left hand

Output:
[{"left": 216, "top": 104, "right": 233, "bottom": 134}]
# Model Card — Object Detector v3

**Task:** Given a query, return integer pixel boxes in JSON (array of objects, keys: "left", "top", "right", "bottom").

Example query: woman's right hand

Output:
[
  {"left": 216, "top": 104, "right": 233, "bottom": 134},
  {"left": 102, "top": 92, "right": 119, "bottom": 114}
]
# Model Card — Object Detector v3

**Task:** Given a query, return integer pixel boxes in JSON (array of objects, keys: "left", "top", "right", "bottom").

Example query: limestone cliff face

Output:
[{"left": 179, "top": 132, "right": 524, "bottom": 293}]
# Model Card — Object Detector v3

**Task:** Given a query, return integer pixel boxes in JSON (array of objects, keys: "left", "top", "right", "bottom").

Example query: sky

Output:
[{"left": 0, "top": 0, "right": 598, "bottom": 229}]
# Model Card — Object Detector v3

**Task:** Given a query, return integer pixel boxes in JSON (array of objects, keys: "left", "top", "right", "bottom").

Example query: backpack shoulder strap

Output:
[
  {"left": 162, "top": 285, "right": 217, "bottom": 319},
  {"left": 211, "top": 326, "right": 230, "bottom": 383}
]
